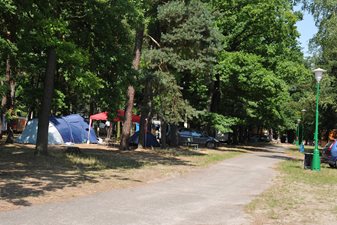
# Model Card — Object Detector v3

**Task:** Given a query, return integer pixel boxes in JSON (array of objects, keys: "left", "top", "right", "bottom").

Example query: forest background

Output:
[{"left": 0, "top": 0, "right": 335, "bottom": 152}]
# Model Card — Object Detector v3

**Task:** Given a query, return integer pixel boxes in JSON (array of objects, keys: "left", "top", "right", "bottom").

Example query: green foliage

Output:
[
  {"left": 198, "top": 111, "right": 238, "bottom": 133},
  {"left": 142, "top": 0, "right": 222, "bottom": 126},
  {"left": 150, "top": 70, "right": 196, "bottom": 125},
  {"left": 216, "top": 51, "right": 289, "bottom": 128},
  {"left": 205, "top": 0, "right": 311, "bottom": 138},
  {"left": 1, "top": 0, "right": 136, "bottom": 115},
  {"left": 0, "top": 0, "right": 315, "bottom": 142},
  {"left": 156, "top": 0, "right": 222, "bottom": 110},
  {"left": 298, "top": 0, "right": 337, "bottom": 134}
]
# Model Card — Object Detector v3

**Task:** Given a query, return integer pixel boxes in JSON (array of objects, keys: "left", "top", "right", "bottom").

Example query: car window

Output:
[
  {"left": 179, "top": 131, "right": 191, "bottom": 136},
  {"left": 192, "top": 131, "right": 202, "bottom": 137}
]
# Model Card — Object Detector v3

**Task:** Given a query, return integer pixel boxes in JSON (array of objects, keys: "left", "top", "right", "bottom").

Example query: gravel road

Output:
[{"left": 0, "top": 145, "right": 286, "bottom": 225}]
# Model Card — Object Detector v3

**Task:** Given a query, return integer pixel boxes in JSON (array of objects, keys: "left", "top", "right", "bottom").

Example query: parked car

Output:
[
  {"left": 249, "top": 135, "right": 270, "bottom": 143},
  {"left": 216, "top": 131, "right": 229, "bottom": 143},
  {"left": 178, "top": 129, "right": 219, "bottom": 148}
]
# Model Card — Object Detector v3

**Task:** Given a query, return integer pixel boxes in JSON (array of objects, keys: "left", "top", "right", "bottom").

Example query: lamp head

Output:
[{"left": 313, "top": 68, "right": 326, "bottom": 83}]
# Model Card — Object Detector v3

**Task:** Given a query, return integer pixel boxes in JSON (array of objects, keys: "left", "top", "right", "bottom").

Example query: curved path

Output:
[{"left": 0, "top": 145, "right": 286, "bottom": 225}]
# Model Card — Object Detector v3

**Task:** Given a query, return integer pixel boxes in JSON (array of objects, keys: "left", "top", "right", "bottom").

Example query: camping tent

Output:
[
  {"left": 129, "top": 131, "right": 160, "bottom": 147},
  {"left": 87, "top": 110, "right": 141, "bottom": 143},
  {"left": 16, "top": 114, "right": 97, "bottom": 144}
]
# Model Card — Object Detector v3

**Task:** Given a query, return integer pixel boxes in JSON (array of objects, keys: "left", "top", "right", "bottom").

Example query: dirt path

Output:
[{"left": 0, "top": 145, "right": 286, "bottom": 225}]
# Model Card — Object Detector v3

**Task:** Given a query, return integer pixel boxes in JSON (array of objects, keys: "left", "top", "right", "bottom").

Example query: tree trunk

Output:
[
  {"left": 210, "top": 73, "right": 220, "bottom": 113},
  {"left": 120, "top": 86, "right": 135, "bottom": 150},
  {"left": 35, "top": 48, "right": 57, "bottom": 155},
  {"left": 169, "top": 125, "right": 179, "bottom": 147},
  {"left": 160, "top": 119, "right": 167, "bottom": 148},
  {"left": 3, "top": 56, "right": 16, "bottom": 143},
  {"left": 106, "top": 125, "right": 112, "bottom": 140},
  {"left": 1, "top": 57, "right": 10, "bottom": 141},
  {"left": 119, "top": 26, "right": 144, "bottom": 149},
  {"left": 232, "top": 126, "right": 239, "bottom": 145},
  {"left": 133, "top": 24, "right": 149, "bottom": 148},
  {"left": 269, "top": 128, "right": 273, "bottom": 142},
  {"left": 132, "top": 26, "right": 144, "bottom": 70},
  {"left": 138, "top": 79, "right": 152, "bottom": 148}
]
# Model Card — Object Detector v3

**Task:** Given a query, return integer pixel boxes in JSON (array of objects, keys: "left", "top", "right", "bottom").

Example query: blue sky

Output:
[{"left": 295, "top": 7, "right": 318, "bottom": 56}]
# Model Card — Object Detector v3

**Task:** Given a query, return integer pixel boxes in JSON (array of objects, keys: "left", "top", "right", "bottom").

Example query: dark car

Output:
[{"left": 178, "top": 129, "right": 219, "bottom": 148}]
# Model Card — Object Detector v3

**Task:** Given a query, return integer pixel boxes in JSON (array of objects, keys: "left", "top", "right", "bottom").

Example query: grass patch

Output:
[
  {"left": 246, "top": 145, "right": 337, "bottom": 224},
  {"left": 65, "top": 153, "right": 143, "bottom": 170},
  {"left": 193, "top": 150, "right": 241, "bottom": 166},
  {"left": 280, "top": 158, "right": 337, "bottom": 185}
]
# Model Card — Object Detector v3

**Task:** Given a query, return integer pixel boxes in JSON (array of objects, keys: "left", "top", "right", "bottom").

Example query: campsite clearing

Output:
[{"left": 0, "top": 142, "right": 242, "bottom": 212}]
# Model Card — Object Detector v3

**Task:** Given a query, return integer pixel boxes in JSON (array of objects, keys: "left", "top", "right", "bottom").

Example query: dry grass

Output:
[
  {"left": 246, "top": 145, "right": 337, "bottom": 225},
  {"left": 0, "top": 143, "right": 241, "bottom": 211}
]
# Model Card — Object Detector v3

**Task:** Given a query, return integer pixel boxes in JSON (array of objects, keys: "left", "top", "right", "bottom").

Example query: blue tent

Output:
[
  {"left": 16, "top": 114, "right": 97, "bottom": 144},
  {"left": 129, "top": 131, "right": 160, "bottom": 147},
  {"left": 50, "top": 114, "right": 97, "bottom": 144}
]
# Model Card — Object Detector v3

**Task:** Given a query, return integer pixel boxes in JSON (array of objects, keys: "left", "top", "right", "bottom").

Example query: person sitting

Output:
[{"left": 326, "top": 129, "right": 337, "bottom": 158}]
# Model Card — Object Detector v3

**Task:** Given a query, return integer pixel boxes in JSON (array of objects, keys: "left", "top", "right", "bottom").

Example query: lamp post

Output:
[
  {"left": 312, "top": 68, "right": 326, "bottom": 171},
  {"left": 299, "top": 109, "right": 306, "bottom": 153},
  {"left": 296, "top": 118, "right": 301, "bottom": 146},
  {"left": 301, "top": 109, "right": 306, "bottom": 145}
]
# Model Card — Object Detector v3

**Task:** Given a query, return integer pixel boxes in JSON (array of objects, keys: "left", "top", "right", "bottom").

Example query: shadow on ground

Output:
[
  {"left": 258, "top": 154, "right": 303, "bottom": 162},
  {"left": 217, "top": 143, "right": 301, "bottom": 162},
  {"left": 0, "top": 144, "right": 199, "bottom": 207}
]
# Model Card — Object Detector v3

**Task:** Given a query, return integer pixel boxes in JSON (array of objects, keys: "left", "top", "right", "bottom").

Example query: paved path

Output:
[{"left": 0, "top": 146, "right": 286, "bottom": 225}]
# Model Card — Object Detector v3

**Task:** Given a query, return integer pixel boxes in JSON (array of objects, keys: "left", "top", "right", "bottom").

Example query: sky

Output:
[{"left": 295, "top": 6, "right": 318, "bottom": 56}]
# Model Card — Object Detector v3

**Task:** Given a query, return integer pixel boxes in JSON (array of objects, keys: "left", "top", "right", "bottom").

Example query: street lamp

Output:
[
  {"left": 312, "top": 68, "right": 326, "bottom": 171},
  {"left": 296, "top": 118, "right": 301, "bottom": 146},
  {"left": 299, "top": 109, "right": 306, "bottom": 153},
  {"left": 301, "top": 109, "right": 306, "bottom": 145}
]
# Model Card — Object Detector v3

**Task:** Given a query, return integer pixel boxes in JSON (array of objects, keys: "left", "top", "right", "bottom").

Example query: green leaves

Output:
[
  {"left": 142, "top": 0, "right": 222, "bottom": 125},
  {"left": 0, "top": 0, "right": 313, "bottom": 139},
  {"left": 198, "top": 111, "right": 238, "bottom": 133}
]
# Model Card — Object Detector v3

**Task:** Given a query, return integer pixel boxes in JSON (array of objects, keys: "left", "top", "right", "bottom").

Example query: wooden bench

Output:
[{"left": 187, "top": 143, "right": 199, "bottom": 150}]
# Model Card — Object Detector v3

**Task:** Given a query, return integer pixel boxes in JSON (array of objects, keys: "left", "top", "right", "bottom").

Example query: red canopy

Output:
[
  {"left": 87, "top": 110, "right": 140, "bottom": 144},
  {"left": 90, "top": 112, "right": 108, "bottom": 120},
  {"left": 115, "top": 110, "right": 140, "bottom": 123},
  {"left": 89, "top": 110, "right": 140, "bottom": 123}
]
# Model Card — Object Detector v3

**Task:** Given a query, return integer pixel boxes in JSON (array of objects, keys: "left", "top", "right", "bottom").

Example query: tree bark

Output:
[
  {"left": 169, "top": 125, "right": 179, "bottom": 147},
  {"left": 35, "top": 48, "right": 57, "bottom": 155},
  {"left": 139, "top": 79, "right": 152, "bottom": 148},
  {"left": 119, "top": 26, "right": 144, "bottom": 149},
  {"left": 120, "top": 86, "right": 135, "bottom": 150},
  {"left": 210, "top": 73, "right": 220, "bottom": 113},
  {"left": 3, "top": 56, "right": 16, "bottom": 143},
  {"left": 160, "top": 119, "right": 167, "bottom": 148},
  {"left": 1, "top": 58, "right": 10, "bottom": 140},
  {"left": 132, "top": 27, "right": 144, "bottom": 70}
]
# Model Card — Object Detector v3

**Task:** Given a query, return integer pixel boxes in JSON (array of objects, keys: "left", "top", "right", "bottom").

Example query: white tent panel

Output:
[{"left": 16, "top": 119, "right": 64, "bottom": 144}]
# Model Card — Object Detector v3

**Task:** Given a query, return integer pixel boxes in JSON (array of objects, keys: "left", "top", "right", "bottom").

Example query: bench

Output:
[{"left": 187, "top": 143, "right": 199, "bottom": 150}]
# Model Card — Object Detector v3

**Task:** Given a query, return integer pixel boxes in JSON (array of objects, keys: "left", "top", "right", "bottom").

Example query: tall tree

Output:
[
  {"left": 141, "top": 0, "right": 222, "bottom": 146},
  {"left": 209, "top": 0, "right": 309, "bottom": 141},
  {"left": 0, "top": 0, "right": 19, "bottom": 142},
  {"left": 300, "top": 0, "right": 337, "bottom": 133},
  {"left": 35, "top": 48, "right": 56, "bottom": 155}
]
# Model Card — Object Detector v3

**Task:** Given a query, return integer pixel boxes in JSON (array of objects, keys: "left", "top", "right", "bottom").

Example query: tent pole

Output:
[{"left": 87, "top": 119, "right": 92, "bottom": 144}]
